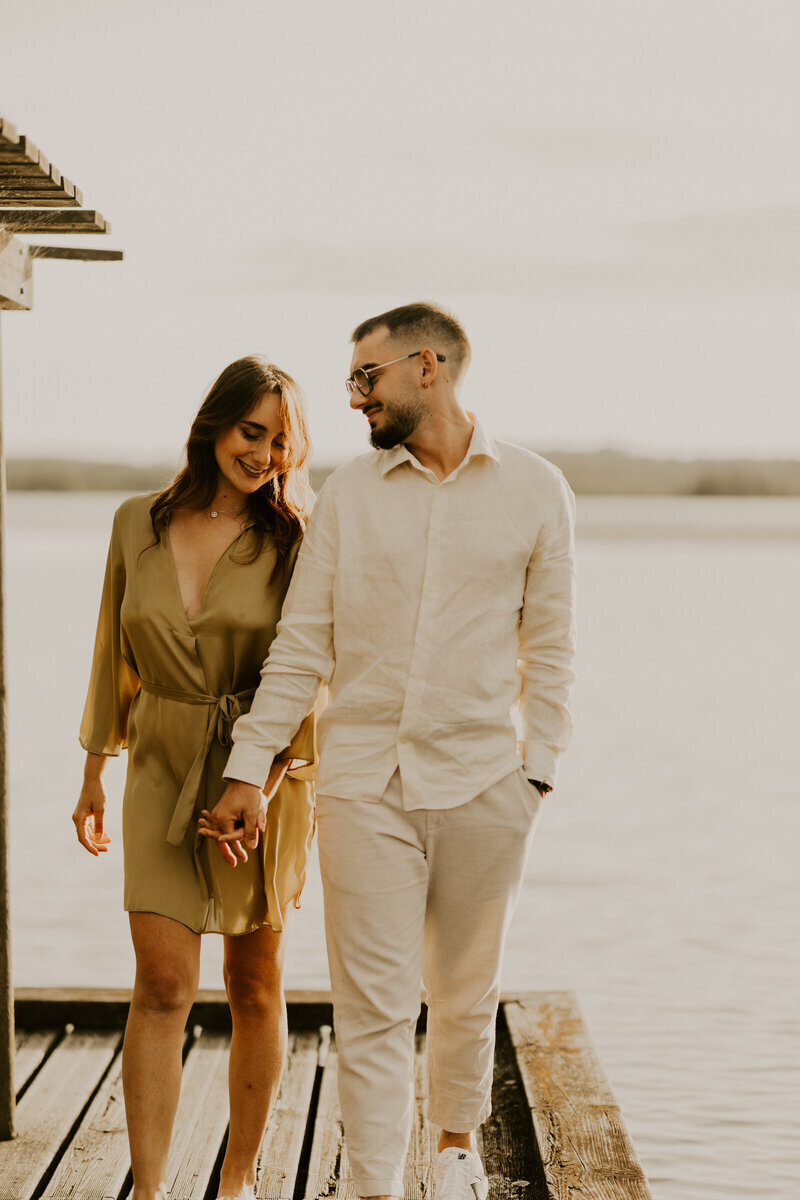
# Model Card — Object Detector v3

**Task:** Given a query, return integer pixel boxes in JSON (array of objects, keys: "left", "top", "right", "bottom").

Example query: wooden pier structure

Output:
[
  {"left": 2, "top": 990, "right": 652, "bottom": 1200},
  {"left": 0, "top": 113, "right": 122, "bottom": 1144}
]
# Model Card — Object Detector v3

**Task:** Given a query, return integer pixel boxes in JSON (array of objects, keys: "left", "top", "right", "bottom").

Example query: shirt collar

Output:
[{"left": 377, "top": 412, "right": 499, "bottom": 478}]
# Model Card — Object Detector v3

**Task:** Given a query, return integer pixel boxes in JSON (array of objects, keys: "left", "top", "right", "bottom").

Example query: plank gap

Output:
[
  {"left": 292, "top": 1026, "right": 331, "bottom": 1200},
  {"left": 27, "top": 1034, "right": 124, "bottom": 1200},
  {"left": 15, "top": 1028, "right": 64, "bottom": 1104}
]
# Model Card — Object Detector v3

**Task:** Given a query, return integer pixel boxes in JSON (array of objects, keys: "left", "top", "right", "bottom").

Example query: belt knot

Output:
[{"left": 138, "top": 679, "right": 256, "bottom": 845}]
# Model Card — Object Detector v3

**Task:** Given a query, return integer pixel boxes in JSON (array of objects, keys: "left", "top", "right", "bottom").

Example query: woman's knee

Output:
[
  {"left": 129, "top": 913, "right": 200, "bottom": 1015},
  {"left": 224, "top": 956, "right": 283, "bottom": 1017},
  {"left": 133, "top": 960, "right": 198, "bottom": 1015}
]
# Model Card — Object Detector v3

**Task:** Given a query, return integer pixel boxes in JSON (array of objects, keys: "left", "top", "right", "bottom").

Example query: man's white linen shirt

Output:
[{"left": 225, "top": 417, "right": 577, "bottom": 810}]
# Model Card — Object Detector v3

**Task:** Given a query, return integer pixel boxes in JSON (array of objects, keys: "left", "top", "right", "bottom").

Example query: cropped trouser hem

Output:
[
  {"left": 350, "top": 1176, "right": 405, "bottom": 1198},
  {"left": 427, "top": 1099, "right": 493, "bottom": 1133}
]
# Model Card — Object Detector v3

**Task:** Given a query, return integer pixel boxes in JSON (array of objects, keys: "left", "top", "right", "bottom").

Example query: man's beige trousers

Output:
[{"left": 316, "top": 767, "right": 544, "bottom": 1197}]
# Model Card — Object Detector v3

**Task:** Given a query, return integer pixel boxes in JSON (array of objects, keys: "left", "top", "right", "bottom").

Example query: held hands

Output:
[
  {"left": 72, "top": 776, "right": 111, "bottom": 856},
  {"left": 198, "top": 780, "right": 268, "bottom": 867},
  {"left": 199, "top": 760, "right": 289, "bottom": 867}
]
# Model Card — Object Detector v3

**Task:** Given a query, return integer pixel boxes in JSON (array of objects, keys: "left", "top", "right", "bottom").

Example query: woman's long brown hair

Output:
[{"left": 148, "top": 356, "right": 312, "bottom": 572}]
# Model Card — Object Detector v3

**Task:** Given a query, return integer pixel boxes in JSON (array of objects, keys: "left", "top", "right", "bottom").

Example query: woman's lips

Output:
[{"left": 237, "top": 458, "right": 267, "bottom": 477}]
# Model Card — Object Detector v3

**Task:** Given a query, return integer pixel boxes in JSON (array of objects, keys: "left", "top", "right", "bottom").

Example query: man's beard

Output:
[{"left": 369, "top": 398, "right": 429, "bottom": 449}]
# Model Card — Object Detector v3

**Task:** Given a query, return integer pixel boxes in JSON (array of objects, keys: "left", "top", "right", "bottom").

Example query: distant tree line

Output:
[
  {"left": 541, "top": 449, "right": 800, "bottom": 496},
  {"left": 7, "top": 451, "right": 800, "bottom": 496}
]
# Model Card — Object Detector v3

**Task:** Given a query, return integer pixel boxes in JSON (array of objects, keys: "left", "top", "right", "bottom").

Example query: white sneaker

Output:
[{"left": 434, "top": 1147, "right": 489, "bottom": 1200}]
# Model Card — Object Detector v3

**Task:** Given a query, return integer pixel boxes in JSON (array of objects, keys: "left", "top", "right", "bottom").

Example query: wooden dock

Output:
[{"left": 1, "top": 990, "right": 652, "bottom": 1200}]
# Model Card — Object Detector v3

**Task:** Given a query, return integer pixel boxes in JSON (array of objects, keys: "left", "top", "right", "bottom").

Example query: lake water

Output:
[{"left": 5, "top": 492, "right": 799, "bottom": 1199}]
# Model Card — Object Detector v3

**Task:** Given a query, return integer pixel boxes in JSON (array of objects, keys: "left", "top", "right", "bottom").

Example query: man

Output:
[{"left": 209, "top": 302, "right": 577, "bottom": 1200}]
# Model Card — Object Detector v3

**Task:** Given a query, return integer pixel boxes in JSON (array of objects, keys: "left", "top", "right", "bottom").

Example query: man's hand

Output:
[{"left": 198, "top": 780, "right": 267, "bottom": 866}]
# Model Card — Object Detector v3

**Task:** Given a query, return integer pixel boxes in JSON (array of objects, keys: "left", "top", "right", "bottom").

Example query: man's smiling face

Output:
[{"left": 348, "top": 328, "right": 431, "bottom": 449}]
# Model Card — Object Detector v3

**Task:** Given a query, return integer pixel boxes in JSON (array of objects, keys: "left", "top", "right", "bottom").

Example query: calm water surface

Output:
[{"left": 6, "top": 492, "right": 799, "bottom": 1199}]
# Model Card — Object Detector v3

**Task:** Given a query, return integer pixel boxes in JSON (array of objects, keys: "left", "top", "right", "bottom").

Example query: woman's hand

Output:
[
  {"left": 198, "top": 780, "right": 267, "bottom": 866},
  {"left": 72, "top": 754, "right": 111, "bottom": 856},
  {"left": 198, "top": 760, "right": 288, "bottom": 866}
]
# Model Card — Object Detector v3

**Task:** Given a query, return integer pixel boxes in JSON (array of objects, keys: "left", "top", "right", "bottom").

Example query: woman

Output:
[{"left": 73, "top": 357, "right": 316, "bottom": 1200}]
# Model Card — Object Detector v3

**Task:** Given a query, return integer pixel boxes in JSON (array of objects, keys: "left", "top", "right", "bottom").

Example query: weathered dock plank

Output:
[
  {"left": 0, "top": 1028, "right": 119, "bottom": 1199},
  {"left": 481, "top": 1017, "right": 548, "bottom": 1200},
  {"left": 504, "top": 994, "right": 653, "bottom": 1200},
  {"left": 13, "top": 1028, "right": 58, "bottom": 1095},
  {"left": 257, "top": 1030, "right": 323, "bottom": 1200},
  {"left": 165, "top": 1028, "right": 231, "bottom": 1200},
  {"left": 304, "top": 1033, "right": 353, "bottom": 1200},
  {"left": 40, "top": 1045, "right": 128, "bottom": 1199}
]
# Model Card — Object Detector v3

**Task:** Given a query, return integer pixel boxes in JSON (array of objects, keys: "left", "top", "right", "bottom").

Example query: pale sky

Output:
[{"left": 1, "top": 0, "right": 799, "bottom": 465}]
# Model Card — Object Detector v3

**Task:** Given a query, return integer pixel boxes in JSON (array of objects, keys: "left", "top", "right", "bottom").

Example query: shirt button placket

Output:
[{"left": 397, "top": 486, "right": 444, "bottom": 800}]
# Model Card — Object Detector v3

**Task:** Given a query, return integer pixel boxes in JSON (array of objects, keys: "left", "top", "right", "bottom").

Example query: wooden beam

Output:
[
  {"left": 0, "top": 161, "right": 62, "bottom": 181},
  {"left": 503, "top": 994, "right": 654, "bottom": 1199},
  {"left": 0, "top": 165, "right": 82, "bottom": 208},
  {"left": 0, "top": 135, "right": 39, "bottom": 164},
  {"left": 0, "top": 210, "right": 108, "bottom": 234},
  {"left": 16, "top": 987, "right": 336, "bottom": 1032},
  {"left": 0, "top": 314, "right": 13, "bottom": 1140},
  {"left": 0, "top": 194, "right": 82, "bottom": 208},
  {"left": 0, "top": 120, "right": 93, "bottom": 213},
  {"left": 0, "top": 229, "right": 31, "bottom": 312},
  {"left": 29, "top": 246, "right": 123, "bottom": 262}
]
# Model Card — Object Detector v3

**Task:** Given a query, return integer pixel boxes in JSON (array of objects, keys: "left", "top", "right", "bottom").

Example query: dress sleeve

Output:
[
  {"left": 274, "top": 707, "right": 317, "bottom": 781},
  {"left": 79, "top": 511, "right": 141, "bottom": 756}
]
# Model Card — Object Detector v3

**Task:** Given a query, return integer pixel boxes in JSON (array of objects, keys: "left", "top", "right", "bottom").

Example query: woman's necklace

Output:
[{"left": 208, "top": 502, "right": 248, "bottom": 520}]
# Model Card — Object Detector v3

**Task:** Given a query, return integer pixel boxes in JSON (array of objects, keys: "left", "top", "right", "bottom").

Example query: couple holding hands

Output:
[{"left": 73, "top": 301, "right": 577, "bottom": 1200}]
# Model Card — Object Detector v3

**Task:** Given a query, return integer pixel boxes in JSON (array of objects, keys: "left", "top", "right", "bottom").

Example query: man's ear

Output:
[{"left": 419, "top": 348, "right": 440, "bottom": 385}]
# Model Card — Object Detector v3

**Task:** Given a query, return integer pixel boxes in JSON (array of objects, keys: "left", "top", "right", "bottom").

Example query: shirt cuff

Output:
[
  {"left": 223, "top": 743, "right": 276, "bottom": 789},
  {"left": 521, "top": 744, "right": 559, "bottom": 790},
  {"left": 274, "top": 710, "right": 316, "bottom": 777}
]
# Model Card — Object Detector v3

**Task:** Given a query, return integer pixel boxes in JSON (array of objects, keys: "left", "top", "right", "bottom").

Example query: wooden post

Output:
[{"left": 0, "top": 312, "right": 15, "bottom": 1140}]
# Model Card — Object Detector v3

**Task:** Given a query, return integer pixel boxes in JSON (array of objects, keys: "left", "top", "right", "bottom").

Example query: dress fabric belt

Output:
[{"left": 139, "top": 680, "right": 257, "bottom": 846}]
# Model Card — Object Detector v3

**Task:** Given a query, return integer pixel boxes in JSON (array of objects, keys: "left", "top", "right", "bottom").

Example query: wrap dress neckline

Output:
[
  {"left": 164, "top": 520, "right": 252, "bottom": 627},
  {"left": 149, "top": 522, "right": 259, "bottom": 844}
]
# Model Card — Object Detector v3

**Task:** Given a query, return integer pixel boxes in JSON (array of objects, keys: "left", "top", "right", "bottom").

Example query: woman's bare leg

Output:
[
  {"left": 124, "top": 913, "right": 201, "bottom": 1200},
  {"left": 218, "top": 912, "right": 291, "bottom": 1196}
]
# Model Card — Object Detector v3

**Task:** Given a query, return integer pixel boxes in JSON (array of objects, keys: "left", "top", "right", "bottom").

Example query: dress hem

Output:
[{"left": 124, "top": 893, "right": 302, "bottom": 937}]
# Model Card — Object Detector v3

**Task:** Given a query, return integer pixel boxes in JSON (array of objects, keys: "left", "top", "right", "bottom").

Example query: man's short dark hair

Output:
[{"left": 351, "top": 301, "right": 471, "bottom": 382}]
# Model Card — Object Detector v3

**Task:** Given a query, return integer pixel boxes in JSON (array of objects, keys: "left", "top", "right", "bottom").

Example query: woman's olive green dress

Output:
[{"left": 80, "top": 493, "right": 315, "bottom": 935}]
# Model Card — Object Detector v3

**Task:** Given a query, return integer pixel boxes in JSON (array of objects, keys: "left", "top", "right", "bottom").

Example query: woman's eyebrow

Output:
[{"left": 240, "top": 419, "right": 267, "bottom": 432}]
